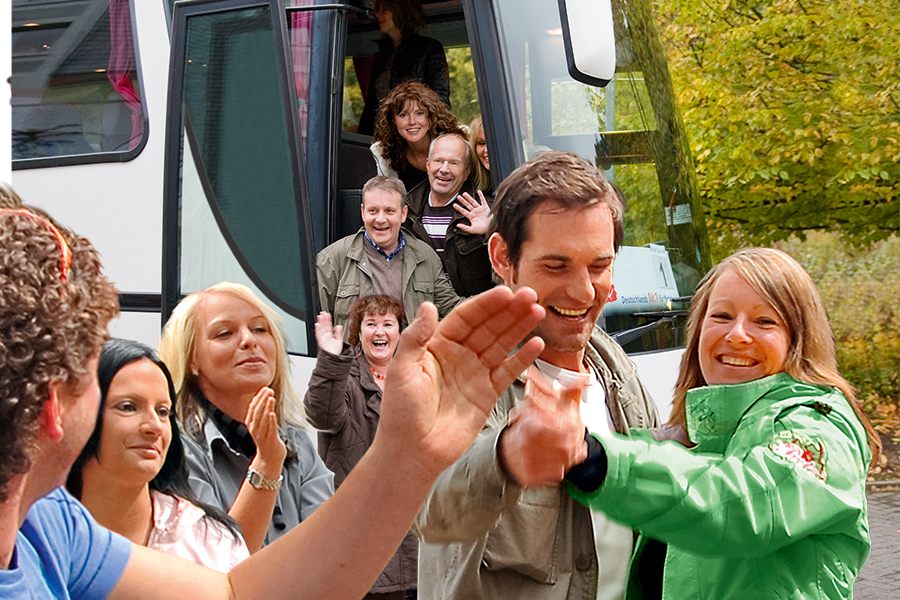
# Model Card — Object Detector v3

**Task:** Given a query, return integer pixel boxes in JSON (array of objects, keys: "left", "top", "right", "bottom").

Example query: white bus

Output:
[{"left": 11, "top": 0, "right": 713, "bottom": 415}]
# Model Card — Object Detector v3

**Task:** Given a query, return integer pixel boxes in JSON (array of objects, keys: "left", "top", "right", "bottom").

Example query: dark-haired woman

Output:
[
  {"left": 357, "top": 0, "right": 449, "bottom": 136},
  {"left": 371, "top": 81, "right": 463, "bottom": 191},
  {"left": 304, "top": 296, "right": 415, "bottom": 600},
  {"left": 67, "top": 339, "right": 249, "bottom": 572}
]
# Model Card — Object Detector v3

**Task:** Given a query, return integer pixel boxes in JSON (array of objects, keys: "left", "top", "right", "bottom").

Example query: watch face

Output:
[{"left": 247, "top": 470, "right": 281, "bottom": 490}]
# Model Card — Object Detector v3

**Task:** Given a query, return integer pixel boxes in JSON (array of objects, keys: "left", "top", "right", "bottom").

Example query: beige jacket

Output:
[
  {"left": 413, "top": 327, "right": 659, "bottom": 600},
  {"left": 316, "top": 229, "right": 460, "bottom": 331}
]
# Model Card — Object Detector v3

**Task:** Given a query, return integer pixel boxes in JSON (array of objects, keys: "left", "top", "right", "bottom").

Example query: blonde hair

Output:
[
  {"left": 468, "top": 116, "right": 491, "bottom": 193},
  {"left": 671, "top": 248, "right": 881, "bottom": 468},
  {"left": 157, "top": 282, "right": 308, "bottom": 435}
]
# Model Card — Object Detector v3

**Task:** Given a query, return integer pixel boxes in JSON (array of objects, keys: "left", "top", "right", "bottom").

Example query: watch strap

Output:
[{"left": 246, "top": 468, "right": 283, "bottom": 491}]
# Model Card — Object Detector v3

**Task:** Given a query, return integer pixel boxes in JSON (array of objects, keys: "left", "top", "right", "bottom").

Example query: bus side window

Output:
[{"left": 11, "top": 0, "right": 148, "bottom": 167}]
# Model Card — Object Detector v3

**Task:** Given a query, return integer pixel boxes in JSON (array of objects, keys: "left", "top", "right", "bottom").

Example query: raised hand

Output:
[
  {"left": 315, "top": 312, "right": 344, "bottom": 355},
  {"left": 245, "top": 386, "right": 287, "bottom": 479},
  {"left": 454, "top": 190, "right": 492, "bottom": 235},
  {"left": 374, "top": 286, "right": 545, "bottom": 478},
  {"left": 499, "top": 365, "right": 588, "bottom": 487}
]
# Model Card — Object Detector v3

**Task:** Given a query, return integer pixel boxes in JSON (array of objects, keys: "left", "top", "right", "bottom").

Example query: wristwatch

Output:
[{"left": 246, "top": 468, "right": 283, "bottom": 491}]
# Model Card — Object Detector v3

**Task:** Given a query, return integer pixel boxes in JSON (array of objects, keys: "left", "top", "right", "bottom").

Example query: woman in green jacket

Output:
[{"left": 564, "top": 247, "right": 881, "bottom": 599}]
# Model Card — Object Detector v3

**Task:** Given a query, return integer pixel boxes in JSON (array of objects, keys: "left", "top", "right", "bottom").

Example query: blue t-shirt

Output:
[{"left": 0, "top": 488, "right": 132, "bottom": 599}]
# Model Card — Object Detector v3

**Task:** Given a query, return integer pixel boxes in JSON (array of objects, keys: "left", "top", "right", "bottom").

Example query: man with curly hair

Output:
[{"left": 0, "top": 195, "right": 546, "bottom": 600}]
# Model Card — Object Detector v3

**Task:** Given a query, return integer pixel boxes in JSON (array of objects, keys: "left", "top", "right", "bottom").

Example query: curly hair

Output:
[
  {"left": 0, "top": 206, "right": 119, "bottom": 501},
  {"left": 373, "top": 81, "right": 463, "bottom": 174},
  {"left": 346, "top": 295, "right": 405, "bottom": 347}
]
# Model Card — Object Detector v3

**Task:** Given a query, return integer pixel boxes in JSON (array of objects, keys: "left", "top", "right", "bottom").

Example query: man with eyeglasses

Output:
[{"left": 404, "top": 132, "right": 496, "bottom": 297}]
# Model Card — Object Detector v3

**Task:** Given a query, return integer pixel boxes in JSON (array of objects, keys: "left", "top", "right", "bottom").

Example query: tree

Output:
[{"left": 651, "top": 0, "right": 899, "bottom": 255}]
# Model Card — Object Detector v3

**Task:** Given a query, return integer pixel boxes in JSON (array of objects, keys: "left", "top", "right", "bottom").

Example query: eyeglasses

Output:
[
  {"left": 1, "top": 208, "right": 73, "bottom": 283},
  {"left": 429, "top": 158, "right": 463, "bottom": 168}
]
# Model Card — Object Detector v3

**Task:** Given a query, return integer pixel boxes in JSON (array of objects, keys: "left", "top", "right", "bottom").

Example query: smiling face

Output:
[
  {"left": 362, "top": 187, "right": 408, "bottom": 253},
  {"left": 190, "top": 292, "right": 277, "bottom": 416},
  {"left": 427, "top": 135, "right": 471, "bottom": 206},
  {"left": 474, "top": 134, "right": 489, "bottom": 171},
  {"left": 86, "top": 359, "right": 172, "bottom": 488},
  {"left": 698, "top": 268, "right": 791, "bottom": 385},
  {"left": 490, "top": 201, "right": 615, "bottom": 370},
  {"left": 360, "top": 312, "right": 401, "bottom": 368},
  {"left": 393, "top": 100, "right": 430, "bottom": 146}
]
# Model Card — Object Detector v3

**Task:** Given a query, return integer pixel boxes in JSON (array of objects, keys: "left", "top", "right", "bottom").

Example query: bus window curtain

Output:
[
  {"left": 108, "top": 0, "right": 143, "bottom": 150},
  {"left": 290, "top": 0, "right": 315, "bottom": 149}
]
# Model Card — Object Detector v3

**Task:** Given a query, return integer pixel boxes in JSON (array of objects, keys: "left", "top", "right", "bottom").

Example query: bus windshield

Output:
[{"left": 493, "top": 0, "right": 712, "bottom": 353}]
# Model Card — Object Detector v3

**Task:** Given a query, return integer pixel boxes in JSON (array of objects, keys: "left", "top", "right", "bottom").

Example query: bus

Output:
[{"left": 11, "top": 0, "right": 712, "bottom": 414}]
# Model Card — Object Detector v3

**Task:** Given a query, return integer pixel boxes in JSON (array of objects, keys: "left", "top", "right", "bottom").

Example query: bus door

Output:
[{"left": 164, "top": 0, "right": 321, "bottom": 355}]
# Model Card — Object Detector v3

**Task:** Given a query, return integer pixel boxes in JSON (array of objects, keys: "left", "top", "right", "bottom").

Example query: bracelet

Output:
[{"left": 246, "top": 468, "right": 283, "bottom": 491}]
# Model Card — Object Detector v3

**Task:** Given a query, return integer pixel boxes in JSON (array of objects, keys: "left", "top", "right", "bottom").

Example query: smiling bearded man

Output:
[{"left": 413, "top": 151, "right": 660, "bottom": 600}]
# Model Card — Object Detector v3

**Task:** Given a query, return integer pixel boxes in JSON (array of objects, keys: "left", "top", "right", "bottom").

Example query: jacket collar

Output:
[
  {"left": 349, "top": 228, "right": 428, "bottom": 266},
  {"left": 686, "top": 372, "right": 794, "bottom": 453}
]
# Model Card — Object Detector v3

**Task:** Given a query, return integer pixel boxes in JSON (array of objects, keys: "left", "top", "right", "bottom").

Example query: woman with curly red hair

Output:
[
  {"left": 370, "top": 80, "right": 464, "bottom": 191},
  {"left": 356, "top": 0, "right": 449, "bottom": 136}
]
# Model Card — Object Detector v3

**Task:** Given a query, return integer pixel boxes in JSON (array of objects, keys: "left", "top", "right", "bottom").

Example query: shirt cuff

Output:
[{"left": 565, "top": 430, "right": 608, "bottom": 493}]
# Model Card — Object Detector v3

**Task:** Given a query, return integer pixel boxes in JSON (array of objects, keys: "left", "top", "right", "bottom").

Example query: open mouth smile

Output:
[
  {"left": 719, "top": 355, "right": 757, "bottom": 367},
  {"left": 550, "top": 306, "right": 589, "bottom": 318}
]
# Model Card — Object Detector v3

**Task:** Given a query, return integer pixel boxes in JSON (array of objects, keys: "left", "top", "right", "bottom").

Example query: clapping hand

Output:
[
  {"left": 500, "top": 365, "right": 588, "bottom": 487},
  {"left": 246, "top": 386, "right": 287, "bottom": 478},
  {"left": 375, "top": 286, "right": 545, "bottom": 479}
]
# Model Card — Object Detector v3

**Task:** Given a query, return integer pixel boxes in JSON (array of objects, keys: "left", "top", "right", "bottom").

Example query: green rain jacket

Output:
[{"left": 568, "top": 373, "right": 871, "bottom": 600}]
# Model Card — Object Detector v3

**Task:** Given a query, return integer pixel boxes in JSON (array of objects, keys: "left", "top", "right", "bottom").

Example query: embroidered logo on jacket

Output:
[{"left": 768, "top": 430, "right": 827, "bottom": 482}]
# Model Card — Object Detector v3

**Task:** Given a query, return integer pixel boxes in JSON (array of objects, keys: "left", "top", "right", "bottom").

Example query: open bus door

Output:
[{"left": 164, "top": 0, "right": 323, "bottom": 360}]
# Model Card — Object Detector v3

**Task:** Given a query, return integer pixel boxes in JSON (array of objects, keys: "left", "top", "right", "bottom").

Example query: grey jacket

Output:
[
  {"left": 317, "top": 229, "right": 461, "bottom": 331},
  {"left": 303, "top": 346, "right": 418, "bottom": 593},
  {"left": 413, "top": 327, "right": 659, "bottom": 600},
  {"left": 182, "top": 415, "right": 334, "bottom": 546}
]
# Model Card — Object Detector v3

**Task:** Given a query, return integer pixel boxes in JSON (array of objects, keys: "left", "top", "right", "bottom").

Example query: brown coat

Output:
[{"left": 303, "top": 345, "right": 418, "bottom": 592}]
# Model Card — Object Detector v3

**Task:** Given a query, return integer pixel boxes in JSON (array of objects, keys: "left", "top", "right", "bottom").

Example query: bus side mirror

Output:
[{"left": 558, "top": 0, "right": 616, "bottom": 87}]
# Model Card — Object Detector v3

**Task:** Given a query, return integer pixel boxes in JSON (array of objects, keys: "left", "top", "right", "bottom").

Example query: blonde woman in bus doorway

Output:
[
  {"left": 157, "top": 282, "right": 334, "bottom": 553},
  {"left": 67, "top": 339, "right": 249, "bottom": 572},
  {"left": 468, "top": 115, "right": 492, "bottom": 195}
]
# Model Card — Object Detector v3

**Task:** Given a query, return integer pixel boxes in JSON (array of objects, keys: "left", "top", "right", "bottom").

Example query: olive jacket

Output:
[
  {"left": 316, "top": 229, "right": 461, "bottom": 332},
  {"left": 413, "top": 327, "right": 659, "bottom": 600}
]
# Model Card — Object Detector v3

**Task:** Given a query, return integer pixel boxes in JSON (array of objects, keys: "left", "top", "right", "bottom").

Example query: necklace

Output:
[{"left": 369, "top": 365, "right": 386, "bottom": 381}]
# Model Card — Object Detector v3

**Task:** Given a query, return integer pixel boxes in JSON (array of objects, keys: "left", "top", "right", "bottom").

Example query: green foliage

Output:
[
  {"left": 446, "top": 47, "right": 480, "bottom": 126},
  {"left": 652, "top": 0, "right": 900, "bottom": 250},
  {"left": 775, "top": 233, "right": 900, "bottom": 429},
  {"left": 342, "top": 59, "right": 365, "bottom": 129}
]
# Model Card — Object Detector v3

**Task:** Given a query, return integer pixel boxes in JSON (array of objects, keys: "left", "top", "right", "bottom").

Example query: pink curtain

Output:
[
  {"left": 291, "top": 0, "right": 315, "bottom": 149},
  {"left": 107, "top": 0, "right": 143, "bottom": 150}
]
